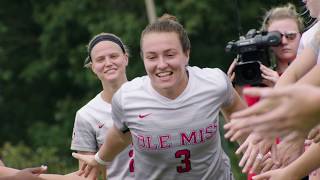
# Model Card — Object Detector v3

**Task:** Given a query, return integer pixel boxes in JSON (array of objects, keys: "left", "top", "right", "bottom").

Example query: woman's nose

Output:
[
  {"left": 104, "top": 57, "right": 113, "bottom": 65},
  {"left": 158, "top": 57, "right": 168, "bottom": 68}
]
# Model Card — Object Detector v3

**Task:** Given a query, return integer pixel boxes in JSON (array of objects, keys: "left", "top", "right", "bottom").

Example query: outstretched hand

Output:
[
  {"left": 224, "top": 94, "right": 279, "bottom": 141},
  {"left": 308, "top": 124, "right": 320, "bottom": 143},
  {"left": 72, "top": 153, "right": 105, "bottom": 180},
  {"left": 252, "top": 168, "right": 298, "bottom": 180},
  {"left": 224, "top": 85, "right": 320, "bottom": 141},
  {"left": 13, "top": 166, "right": 47, "bottom": 180},
  {"left": 26, "top": 166, "right": 47, "bottom": 175},
  {"left": 236, "top": 133, "right": 275, "bottom": 174}
]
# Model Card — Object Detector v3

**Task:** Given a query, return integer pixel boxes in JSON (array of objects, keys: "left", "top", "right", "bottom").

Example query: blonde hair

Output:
[
  {"left": 261, "top": 3, "right": 304, "bottom": 32},
  {"left": 84, "top": 32, "right": 129, "bottom": 68}
]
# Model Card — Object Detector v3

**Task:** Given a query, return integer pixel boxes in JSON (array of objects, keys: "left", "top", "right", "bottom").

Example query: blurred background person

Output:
[
  {"left": 70, "top": 32, "right": 134, "bottom": 180},
  {"left": 227, "top": 3, "right": 305, "bottom": 179},
  {"left": 228, "top": 3, "right": 303, "bottom": 104},
  {"left": 225, "top": 0, "right": 320, "bottom": 179}
]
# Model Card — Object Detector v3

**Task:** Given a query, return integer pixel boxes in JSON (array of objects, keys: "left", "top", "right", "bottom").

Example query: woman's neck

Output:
[{"left": 276, "top": 60, "right": 290, "bottom": 74}]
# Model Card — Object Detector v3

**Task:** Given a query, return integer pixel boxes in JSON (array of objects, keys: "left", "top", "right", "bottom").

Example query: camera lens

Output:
[
  {"left": 234, "top": 61, "right": 262, "bottom": 86},
  {"left": 241, "top": 67, "right": 260, "bottom": 81}
]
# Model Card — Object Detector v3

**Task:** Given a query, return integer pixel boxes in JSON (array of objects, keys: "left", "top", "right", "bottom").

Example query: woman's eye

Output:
[
  {"left": 110, "top": 54, "right": 120, "bottom": 60},
  {"left": 166, "top": 54, "right": 175, "bottom": 58},
  {"left": 96, "top": 58, "right": 104, "bottom": 62},
  {"left": 147, "top": 56, "right": 155, "bottom": 60}
]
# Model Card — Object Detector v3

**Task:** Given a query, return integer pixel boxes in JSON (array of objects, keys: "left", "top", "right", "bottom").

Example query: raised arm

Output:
[
  {"left": 0, "top": 166, "right": 46, "bottom": 180},
  {"left": 296, "top": 64, "right": 320, "bottom": 86},
  {"left": 221, "top": 88, "right": 247, "bottom": 122},
  {"left": 275, "top": 46, "right": 317, "bottom": 87},
  {"left": 97, "top": 125, "right": 131, "bottom": 162}
]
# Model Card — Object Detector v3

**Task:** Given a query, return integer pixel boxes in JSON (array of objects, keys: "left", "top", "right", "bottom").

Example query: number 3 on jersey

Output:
[{"left": 175, "top": 149, "right": 191, "bottom": 173}]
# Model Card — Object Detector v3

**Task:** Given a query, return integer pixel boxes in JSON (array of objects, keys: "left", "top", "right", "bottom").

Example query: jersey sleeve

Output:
[
  {"left": 306, "top": 37, "right": 320, "bottom": 58},
  {"left": 220, "top": 70, "right": 235, "bottom": 107},
  {"left": 200, "top": 67, "right": 235, "bottom": 107},
  {"left": 112, "top": 89, "right": 129, "bottom": 133},
  {"left": 70, "top": 111, "right": 97, "bottom": 152}
]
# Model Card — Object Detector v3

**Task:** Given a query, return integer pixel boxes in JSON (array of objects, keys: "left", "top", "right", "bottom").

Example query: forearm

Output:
[
  {"left": 222, "top": 89, "right": 247, "bottom": 144},
  {"left": 0, "top": 167, "right": 19, "bottom": 177},
  {"left": 275, "top": 48, "right": 316, "bottom": 88},
  {"left": 296, "top": 65, "right": 320, "bottom": 86},
  {"left": 233, "top": 86, "right": 244, "bottom": 98},
  {"left": 98, "top": 125, "right": 131, "bottom": 162},
  {"left": 286, "top": 143, "right": 320, "bottom": 178},
  {"left": 0, "top": 176, "right": 17, "bottom": 180},
  {"left": 275, "top": 66, "right": 299, "bottom": 87},
  {"left": 40, "top": 172, "right": 87, "bottom": 180},
  {"left": 222, "top": 89, "right": 247, "bottom": 121}
]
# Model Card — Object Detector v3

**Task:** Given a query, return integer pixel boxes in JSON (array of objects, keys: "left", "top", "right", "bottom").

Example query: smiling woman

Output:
[
  {"left": 72, "top": 14, "right": 249, "bottom": 180},
  {"left": 142, "top": 32, "right": 189, "bottom": 99},
  {"left": 70, "top": 33, "right": 134, "bottom": 180}
]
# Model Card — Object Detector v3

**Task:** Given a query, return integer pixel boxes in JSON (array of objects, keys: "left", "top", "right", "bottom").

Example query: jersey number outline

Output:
[
  {"left": 175, "top": 149, "right": 191, "bottom": 173},
  {"left": 129, "top": 149, "right": 134, "bottom": 172}
]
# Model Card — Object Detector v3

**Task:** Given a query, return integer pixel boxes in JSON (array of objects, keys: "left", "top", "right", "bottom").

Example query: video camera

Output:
[{"left": 225, "top": 29, "right": 281, "bottom": 86}]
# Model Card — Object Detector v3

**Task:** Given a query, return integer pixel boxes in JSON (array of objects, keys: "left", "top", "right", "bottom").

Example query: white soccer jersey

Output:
[
  {"left": 298, "top": 21, "right": 320, "bottom": 64},
  {"left": 71, "top": 93, "right": 134, "bottom": 180},
  {"left": 112, "top": 66, "right": 235, "bottom": 180}
]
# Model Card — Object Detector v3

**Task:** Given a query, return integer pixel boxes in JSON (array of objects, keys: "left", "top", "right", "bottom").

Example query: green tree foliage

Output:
[
  {"left": 0, "top": 0, "right": 303, "bottom": 178},
  {"left": 0, "top": 142, "right": 76, "bottom": 174}
]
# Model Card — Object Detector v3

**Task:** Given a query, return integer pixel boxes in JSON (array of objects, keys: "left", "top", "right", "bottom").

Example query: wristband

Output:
[{"left": 94, "top": 152, "right": 109, "bottom": 166}]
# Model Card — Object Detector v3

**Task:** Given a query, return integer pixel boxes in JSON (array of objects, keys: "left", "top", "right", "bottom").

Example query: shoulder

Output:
[
  {"left": 302, "top": 22, "right": 320, "bottom": 42},
  {"left": 188, "top": 66, "right": 231, "bottom": 96},
  {"left": 76, "top": 93, "right": 109, "bottom": 121},
  {"left": 116, "top": 76, "right": 149, "bottom": 95},
  {"left": 188, "top": 66, "right": 227, "bottom": 82}
]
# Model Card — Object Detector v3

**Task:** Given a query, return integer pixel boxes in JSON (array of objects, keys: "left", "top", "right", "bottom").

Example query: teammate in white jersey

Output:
[
  {"left": 72, "top": 14, "right": 249, "bottom": 180},
  {"left": 71, "top": 33, "right": 134, "bottom": 180},
  {"left": 0, "top": 34, "right": 136, "bottom": 180}
]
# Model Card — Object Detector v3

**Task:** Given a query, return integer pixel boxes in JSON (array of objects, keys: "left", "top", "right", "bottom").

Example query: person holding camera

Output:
[
  {"left": 227, "top": 3, "right": 302, "bottom": 100},
  {"left": 225, "top": 1, "right": 320, "bottom": 141},
  {"left": 225, "top": 0, "right": 320, "bottom": 179},
  {"left": 227, "top": 3, "right": 304, "bottom": 179}
]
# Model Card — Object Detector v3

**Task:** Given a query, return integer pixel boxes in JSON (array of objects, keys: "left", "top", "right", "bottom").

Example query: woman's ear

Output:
[
  {"left": 89, "top": 62, "right": 97, "bottom": 74},
  {"left": 124, "top": 54, "right": 129, "bottom": 66},
  {"left": 185, "top": 50, "right": 190, "bottom": 65}
]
